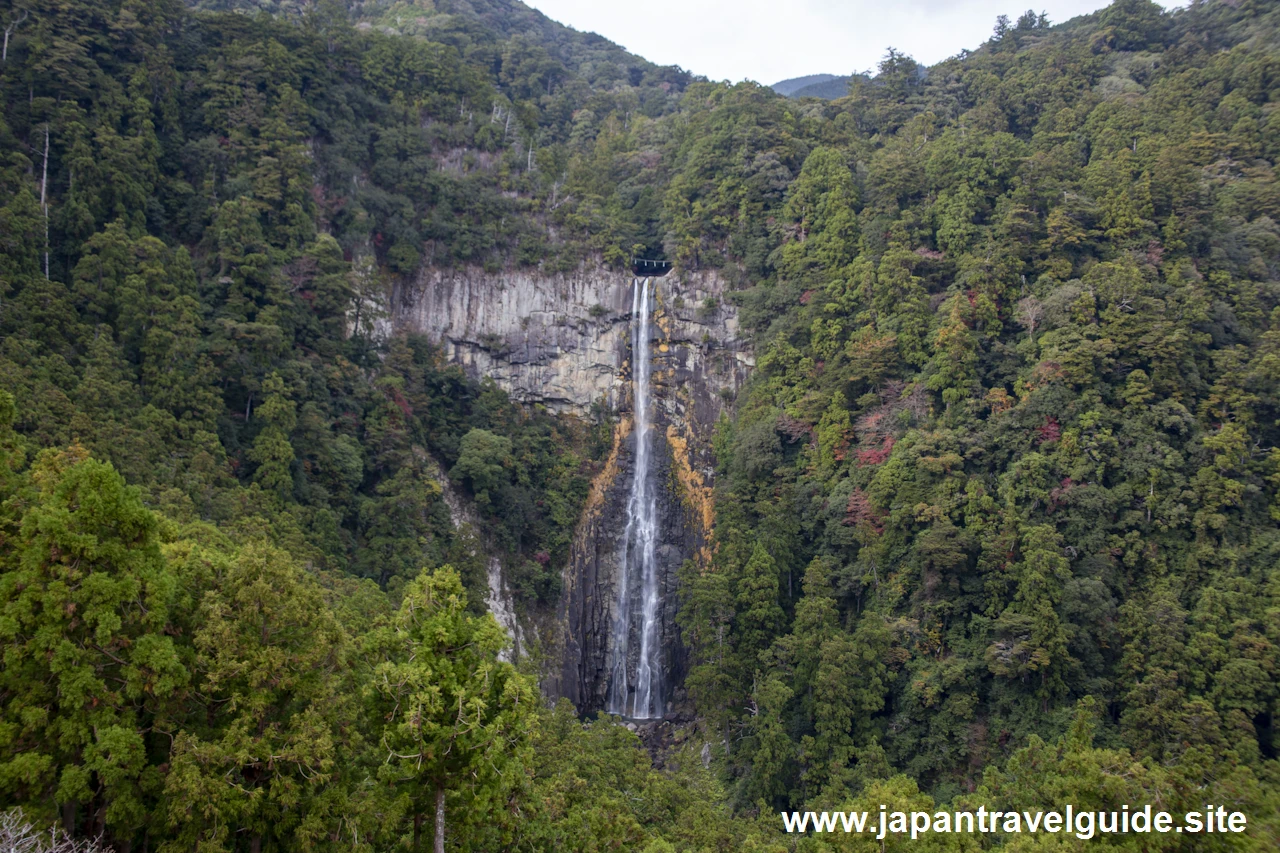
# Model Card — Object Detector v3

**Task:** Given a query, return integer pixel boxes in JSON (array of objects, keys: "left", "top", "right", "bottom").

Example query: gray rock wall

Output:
[{"left": 394, "top": 264, "right": 752, "bottom": 714}]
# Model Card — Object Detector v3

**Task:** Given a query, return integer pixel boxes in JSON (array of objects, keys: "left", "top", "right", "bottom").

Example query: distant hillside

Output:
[
  {"left": 791, "top": 75, "right": 857, "bottom": 98},
  {"left": 770, "top": 73, "right": 841, "bottom": 96},
  {"left": 772, "top": 73, "right": 865, "bottom": 99}
]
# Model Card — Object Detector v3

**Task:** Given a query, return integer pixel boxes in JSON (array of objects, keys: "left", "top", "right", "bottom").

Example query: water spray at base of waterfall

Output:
[{"left": 607, "top": 278, "right": 665, "bottom": 720}]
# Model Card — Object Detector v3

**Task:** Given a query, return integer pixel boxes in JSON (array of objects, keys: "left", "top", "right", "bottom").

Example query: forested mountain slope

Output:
[
  {"left": 1, "top": 0, "right": 1278, "bottom": 849},
  {"left": 682, "top": 0, "right": 1280, "bottom": 815}
]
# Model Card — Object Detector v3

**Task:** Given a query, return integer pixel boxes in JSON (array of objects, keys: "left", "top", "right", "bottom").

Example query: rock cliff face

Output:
[
  {"left": 428, "top": 455, "right": 525, "bottom": 661},
  {"left": 394, "top": 264, "right": 752, "bottom": 714}
]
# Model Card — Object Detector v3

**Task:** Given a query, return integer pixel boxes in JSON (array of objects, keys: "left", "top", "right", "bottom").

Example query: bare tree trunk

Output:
[
  {"left": 4, "top": 11, "right": 29, "bottom": 63},
  {"left": 41, "top": 122, "right": 49, "bottom": 280},
  {"left": 433, "top": 785, "right": 445, "bottom": 853}
]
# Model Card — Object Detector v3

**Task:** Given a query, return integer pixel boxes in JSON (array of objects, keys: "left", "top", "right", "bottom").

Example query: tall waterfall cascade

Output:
[{"left": 607, "top": 278, "right": 665, "bottom": 719}]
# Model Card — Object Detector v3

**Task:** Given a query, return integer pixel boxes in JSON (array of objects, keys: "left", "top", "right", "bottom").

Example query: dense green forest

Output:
[{"left": 1, "top": 0, "right": 1279, "bottom": 849}]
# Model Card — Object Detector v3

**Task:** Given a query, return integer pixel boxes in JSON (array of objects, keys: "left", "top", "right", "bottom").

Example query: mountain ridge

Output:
[{"left": 770, "top": 72, "right": 842, "bottom": 95}]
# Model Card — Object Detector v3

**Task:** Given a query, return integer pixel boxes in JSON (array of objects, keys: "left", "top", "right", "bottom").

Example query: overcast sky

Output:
[{"left": 525, "top": 0, "right": 1186, "bottom": 85}]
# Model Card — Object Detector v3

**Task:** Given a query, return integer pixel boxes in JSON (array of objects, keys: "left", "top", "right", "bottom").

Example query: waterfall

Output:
[{"left": 608, "top": 278, "right": 665, "bottom": 719}]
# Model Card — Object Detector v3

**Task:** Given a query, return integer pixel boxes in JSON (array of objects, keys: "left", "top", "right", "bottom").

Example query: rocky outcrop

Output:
[
  {"left": 394, "top": 264, "right": 752, "bottom": 714},
  {"left": 426, "top": 454, "right": 525, "bottom": 661},
  {"left": 396, "top": 265, "right": 750, "bottom": 416}
]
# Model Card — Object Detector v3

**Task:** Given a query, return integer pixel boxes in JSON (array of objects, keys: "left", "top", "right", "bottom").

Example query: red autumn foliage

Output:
[
  {"left": 856, "top": 435, "right": 895, "bottom": 465},
  {"left": 844, "top": 487, "right": 885, "bottom": 535},
  {"left": 1037, "top": 416, "right": 1061, "bottom": 445},
  {"left": 856, "top": 409, "right": 888, "bottom": 436},
  {"left": 1048, "top": 476, "right": 1075, "bottom": 511},
  {"left": 390, "top": 389, "right": 413, "bottom": 418}
]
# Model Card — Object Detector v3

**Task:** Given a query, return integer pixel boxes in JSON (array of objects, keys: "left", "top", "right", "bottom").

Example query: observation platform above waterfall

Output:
[{"left": 631, "top": 258, "right": 672, "bottom": 277}]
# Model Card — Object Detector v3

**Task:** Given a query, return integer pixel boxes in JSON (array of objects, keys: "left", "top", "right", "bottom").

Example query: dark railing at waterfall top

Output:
[{"left": 631, "top": 258, "right": 672, "bottom": 277}]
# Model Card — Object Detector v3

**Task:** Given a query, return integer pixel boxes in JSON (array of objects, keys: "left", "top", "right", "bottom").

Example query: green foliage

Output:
[
  {"left": 0, "top": 448, "right": 184, "bottom": 840},
  {"left": 0, "top": 0, "right": 629, "bottom": 844},
  {"left": 367, "top": 566, "right": 534, "bottom": 849},
  {"left": 674, "top": 0, "right": 1280, "bottom": 828},
  {"left": 735, "top": 543, "right": 785, "bottom": 661},
  {"left": 3, "top": 0, "right": 1280, "bottom": 846},
  {"left": 449, "top": 427, "right": 513, "bottom": 507},
  {"left": 163, "top": 543, "right": 349, "bottom": 852}
]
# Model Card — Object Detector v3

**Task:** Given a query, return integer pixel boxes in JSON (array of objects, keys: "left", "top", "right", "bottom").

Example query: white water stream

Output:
[{"left": 607, "top": 278, "right": 665, "bottom": 719}]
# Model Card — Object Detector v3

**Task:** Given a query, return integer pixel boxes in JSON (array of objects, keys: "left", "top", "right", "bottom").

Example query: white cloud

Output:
[{"left": 525, "top": 0, "right": 1187, "bottom": 84}]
